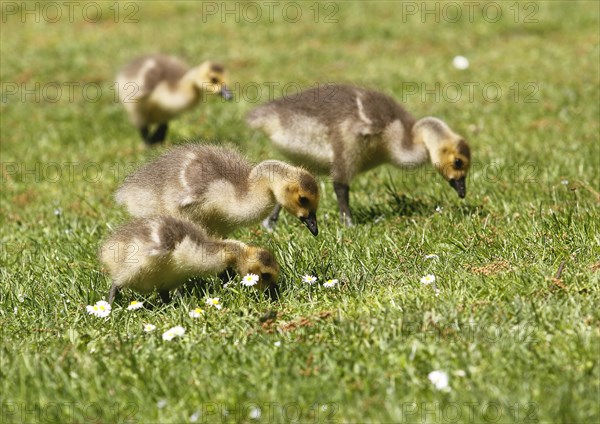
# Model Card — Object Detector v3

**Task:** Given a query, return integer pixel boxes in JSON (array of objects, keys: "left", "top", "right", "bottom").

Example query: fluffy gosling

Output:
[
  {"left": 246, "top": 84, "right": 471, "bottom": 226},
  {"left": 115, "top": 144, "right": 320, "bottom": 236},
  {"left": 100, "top": 216, "right": 280, "bottom": 304},
  {"left": 116, "top": 54, "right": 233, "bottom": 146}
]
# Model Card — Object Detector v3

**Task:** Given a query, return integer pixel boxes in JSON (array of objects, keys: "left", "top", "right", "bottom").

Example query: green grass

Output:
[{"left": 1, "top": 1, "right": 599, "bottom": 423}]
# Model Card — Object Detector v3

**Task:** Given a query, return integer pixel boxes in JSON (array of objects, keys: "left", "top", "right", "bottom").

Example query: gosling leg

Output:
[
  {"left": 333, "top": 182, "right": 354, "bottom": 227},
  {"left": 149, "top": 123, "right": 169, "bottom": 144},
  {"left": 139, "top": 126, "right": 151, "bottom": 145},
  {"left": 107, "top": 283, "right": 120, "bottom": 305},
  {"left": 262, "top": 204, "right": 282, "bottom": 232}
]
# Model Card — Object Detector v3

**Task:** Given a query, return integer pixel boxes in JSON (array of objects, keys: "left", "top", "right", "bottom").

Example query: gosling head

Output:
[
  {"left": 414, "top": 117, "right": 471, "bottom": 198},
  {"left": 193, "top": 61, "right": 233, "bottom": 100},
  {"left": 275, "top": 169, "right": 320, "bottom": 236},
  {"left": 238, "top": 246, "right": 280, "bottom": 297}
]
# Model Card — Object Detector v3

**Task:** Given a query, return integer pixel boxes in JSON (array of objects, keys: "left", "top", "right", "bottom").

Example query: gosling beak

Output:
[
  {"left": 300, "top": 212, "right": 318, "bottom": 236},
  {"left": 220, "top": 84, "right": 233, "bottom": 101},
  {"left": 449, "top": 177, "right": 467, "bottom": 198}
]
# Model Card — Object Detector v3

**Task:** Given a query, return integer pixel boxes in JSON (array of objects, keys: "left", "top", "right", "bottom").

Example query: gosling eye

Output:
[
  {"left": 261, "top": 273, "right": 271, "bottom": 281},
  {"left": 454, "top": 158, "right": 464, "bottom": 169},
  {"left": 298, "top": 196, "right": 309, "bottom": 206},
  {"left": 210, "top": 77, "right": 219, "bottom": 84}
]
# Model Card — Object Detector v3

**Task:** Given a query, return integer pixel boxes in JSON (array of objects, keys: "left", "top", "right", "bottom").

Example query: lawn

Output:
[{"left": 1, "top": 1, "right": 599, "bottom": 423}]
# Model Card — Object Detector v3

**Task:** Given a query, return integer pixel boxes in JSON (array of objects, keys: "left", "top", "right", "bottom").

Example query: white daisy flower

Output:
[
  {"left": 425, "top": 254, "right": 439, "bottom": 260},
  {"left": 274, "top": 341, "right": 281, "bottom": 347},
  {"left": 561, "top": 180, "right": 569, "bottom": 185},
  {"left": 323, "top": 279, "right": 338, "bottom": 288},
  {"left": 86, "top": 300, "right": 111, "bottom": 318},
  {"left": 162, "top": 326, "right": 185, "bottom": 341},
  {"left": 302, "top": 275, "right": 317, "bottom": 285},
  {"left": 127, "top": 300, "right": 144, "bottom": 311},
  {"left": 435, "top": 205, "right": 443, "bottom": 213},
  {"left": 428, "top": 370, "right": 450, "bottom": 391},
  {"left": 157, "top": 399, "right": 168, "bottom": 409},
  {"left": 171, "top": 326, "right": 185, "bottom": 336},
  {"left": 248, "top": 406, "right": 261, "bottom": 420},
  {"left": 143, "top": 324, "right": 156, "bottom": 332},
  {"left": 17, "top": 293, "right": 25, "bottom": 303},
  {"left": 452, "top": 55, "right": 469, "bottom": 70},
  {"left": 205, "top": 297, "right": 222, "bottom": 310},
  {"left": 420, "top": 274, "right": 436, "bottom": 285},
  {"left": 189, "top": 308, "right": 204, "bottom": 318},
  {"left": 190, "top": 412, "right": 200, "bottom": 423},
  {"left": 241, "top": 273, "right": 259, "bottom": 287}
]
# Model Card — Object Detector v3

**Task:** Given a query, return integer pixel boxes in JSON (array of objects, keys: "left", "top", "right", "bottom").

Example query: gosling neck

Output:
[
  {"left": 249, "top": 160, "right": 295, "bottom": 198},
  {"left": 384, "top": 120, "right": 429, "bottom": 168},
  {"left": 221, "top": 240, "right": 247, "bottom": 271},
  {"left": 177, "top": 68, "right": 202, "bottom": 98}
]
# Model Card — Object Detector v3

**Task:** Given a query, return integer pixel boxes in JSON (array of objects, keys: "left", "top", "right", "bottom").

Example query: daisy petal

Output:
[
  {"left": 323, "top": 279, "right": 338, "bottom": 288},
  {"left": 241, "top": 273, "right": 259, "bottom": 287},
  {"left": 127, "top": 300, "right": 144, "bottom": 311},
  {"left": 86, "top": 300, "right": 112, "bottom": 318},
  {"left": 428, "top": 370, "right": 450, "bottom": 391},
  {"left": 162, "top": 326, "right": 185, "bottom": 341},
  {"left": 420, "top": 274, "right": 436, "bottom": 285},
  {"left": 143, "top": 324, "right": 156, "bottom": 332},
  {"left": 302, "top": 275, "right": 317, "bottom": 285}
]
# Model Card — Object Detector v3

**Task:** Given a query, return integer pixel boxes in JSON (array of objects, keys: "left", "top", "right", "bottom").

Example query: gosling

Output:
[
  {"left": 115, "top": 144, "right": 320, "bottom": 236},
  {"left": 115, "top": 54, "right": 233, "bottom": 146},
  {"left": 246, "top": 84, "right": 471, "bottom": 227},
  {"left": 100, "top": 216, "right": 280, "bottom": 304}
]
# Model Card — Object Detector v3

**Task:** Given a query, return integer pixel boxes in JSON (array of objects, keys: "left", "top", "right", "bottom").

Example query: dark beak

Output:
[
  {"left": 220, "top": 84, "right": 233, "bottom": 101},
  {"left": 300, "top": 212, "right": 318, "bottom": 236},
  {"left": 449, "top": 177, "right": 466, "bottom": 198}
]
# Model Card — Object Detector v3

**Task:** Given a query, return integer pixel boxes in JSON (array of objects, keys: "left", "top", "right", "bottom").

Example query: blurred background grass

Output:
[{"left": 1, "top": 1, "right": 599, "bottom": 423}]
